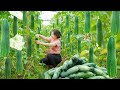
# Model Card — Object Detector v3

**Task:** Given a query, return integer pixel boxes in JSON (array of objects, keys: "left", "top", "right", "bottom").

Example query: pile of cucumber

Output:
[{"left": 44, "top": 55, "right": 111, "bottom": 79}]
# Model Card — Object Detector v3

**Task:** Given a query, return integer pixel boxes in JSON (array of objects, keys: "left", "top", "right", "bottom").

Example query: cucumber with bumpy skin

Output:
[
  {"left": 74, "top": 16, "right": 79, "bottom": 35},
  {"left": 5, "top": 57, "right": 11, "bottom": 79},
  {"left": 107, "top": 36, "right": 117, "bottom": 77},
  {"left": 88, "top": 47, "right": 94, "bottom": 63},
  {"left": 52, "top": 66, "right": 63, "bottom": 79},
  {"left": 31, "top": 14, "right": 34, "bottom": 29},
  {"left": 69, "top": 71, "right": 95, "bottom": 79},
  {"left": 16, "top": 50, "right": 23, "bottom": 75},
  {"left": 111, "top": 11, "right": 119, "bottom": 35},
  {"left": 88, "top": 76, "right": 105, "bottom": 79},
  {"left": 84, "top": 11, "right": 90, "bottom": 33},
  {"left": 1, "top": 19, "right": 10, "bottom": 57},
  {"left": 23, "top": 11, "right": 27, "bottom": 26},
  {"left": 78, "top": 37, "right": 81, "bottom": 53},
  {"left": 96, "top": 18, "right": 103, "bottom": 47}
]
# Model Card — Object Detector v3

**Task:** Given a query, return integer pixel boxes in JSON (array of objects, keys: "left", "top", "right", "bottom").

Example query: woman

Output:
[{"left": 35, "top": 29, "right": 62, "bottom": 67}]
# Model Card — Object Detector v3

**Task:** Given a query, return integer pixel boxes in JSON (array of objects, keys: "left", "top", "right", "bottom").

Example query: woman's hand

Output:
[
  {"left": 36, "top": 34, "right": 40, "bottom": 38},
  {"left": 35, "top": 40, "right": 41, "bottom": 44}
]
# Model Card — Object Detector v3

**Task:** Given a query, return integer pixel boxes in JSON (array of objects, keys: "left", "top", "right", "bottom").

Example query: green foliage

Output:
[{"left": 27, "top": 35, "right": 32, "bottom": 57}]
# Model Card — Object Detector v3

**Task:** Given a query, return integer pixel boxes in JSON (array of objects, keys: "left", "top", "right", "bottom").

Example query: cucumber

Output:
[
  {"left": 61, "top": 66, "right": 79, "bottom": 77},
  {"left": 5, "top": 57, "right": 11, "bottom": 79},
  {"left": 107, "top": 36, "right": 117, "bottom": 77},
  {"left": 31, "top": 14, "right": 34, "bottom": 29},
  {"left": 44, "top": 71, "right": 51, "bottom": 79},
  {"left": 78, "top": 37, "right": 81, "bottom": 53},
  {"left": 61, "top": 65, "right": 93, "bottom": 77},
  {"left": 74, "top": 16, "right": 79, "bottom": 35},
  {"left": 88, "top": 76, "right": 105, "bottom": 79},
  {"left": 96, "top": 18, "right": 103, "bottom": 47},
  {"left": 69, "top": 71, "right": 95, "bottom": 79},
  {"left": 13, "top": 16, "right": 18, "bottom": 36},
  {"left": 1, "top": 19, "right": 10, "bottom": 57},
  {"left": 72, "top": 55, "right": 86, "bottom": 65},
  {"left": 88, "top": 47, "right": 94, "bottom": 63},
  {"left": 23, "top": 11, "right": 27, "bottom": 26},
  {"left": 16, "top": 50, "right": 23, "bottom": 75},
  {"left": 83, "top": 63, "right": 97, "bottom": 68},
  {"left": 84, "top": 11, "right": 90, "bottom": 33},
  {"left": 52, "top": 66, "right": 63, "bottom": 79},
  {"left": 93, "top": 68, "right": 107, "bottom": 77},
  {"left": 62, "top": 60, "right": 74, "bottom": 71},
  {"left": 111, "top": 11, "right": 119, "bottom": 35}
]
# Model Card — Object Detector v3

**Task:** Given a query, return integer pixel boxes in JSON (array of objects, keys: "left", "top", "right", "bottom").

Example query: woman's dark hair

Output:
[{"left": 52, "top": 29, "right": 61, "bottom": 38}]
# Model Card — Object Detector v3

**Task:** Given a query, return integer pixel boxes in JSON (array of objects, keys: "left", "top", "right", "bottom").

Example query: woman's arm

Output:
[
  {"left": 36, "top": 34, "right": 51, "bottom": 42},
  {"left": 36, "top": 40, "right": 56, "bottom": 47}
]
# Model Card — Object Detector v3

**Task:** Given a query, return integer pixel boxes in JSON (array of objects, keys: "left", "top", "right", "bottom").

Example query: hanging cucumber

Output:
[
  {"left": 31, "top": 14, "right": 34, "bottom": 29},
  {"left": 96, "top": 18, "right": 103, "bottom": 47},
  {"left": 1, "top": 19, "right": 10, "bottom": 57},
  {"left": 13, "top": 16, "right": 18, "bottom": 36},
  {"left": 23, "top": 11, "right": 27, "bottom": 26},
  {"left": 84, "top": 11, "right": 90, "bottom": 33},
  {"left": 111, "top": 11, "right": 119, "bottom": 35},
  {"left": 74, "top": 16, "right": 79, "bottom": 35},
  {"left": 107, "top": 36, "right": 117, "bottom": 77},
  {"left": 16, "top": 50, "right": 23, "bottom": 75},
  {"left": 5, "top": 57, "right": 11, "bottom": 79},
  {"left": 88, "top": 46, "right": 94, "bottom": 63},
  {"left": 78, "top": 37, "right": 81, "bottom": 53}
]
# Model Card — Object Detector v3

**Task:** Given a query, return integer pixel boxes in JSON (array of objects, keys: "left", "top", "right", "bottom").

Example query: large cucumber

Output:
[
  {"left": 66, "top": 14, "right": 69, "bottom": 28},
  {"left": 74, "top": 16, "right": 79, "bottom": 35},
  {"left": 27, "top": 35, "right": 32, "bottom": 57},
  {"left": 88, "top": 47, "right": 94, "bottom": 63},
  {"left": 96, "top": 18, "right": 103, "bottom": 47},
  {"left": 107, "top": 36, "right": 117, "bottom": 77},
  {"left": 84, "top": 11, "right": 90, "bottom": 33},
  {"left": 111, "top": 11, "right": 119, "bottom": 35},
  {"left": 13, "top": 16, "right": 18, "bottom": 36},
  {"left": 16, "top": 50, "right": 23, "bottom": 75},
  {"left": 5, "top": 57, "right": 11, "bottom": 79},
  {"left": 31, "top": 14, "right": 34, "bottom": 29},
  {"left": 1, "top": 19, "right": 10, "bottom": 57}
]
